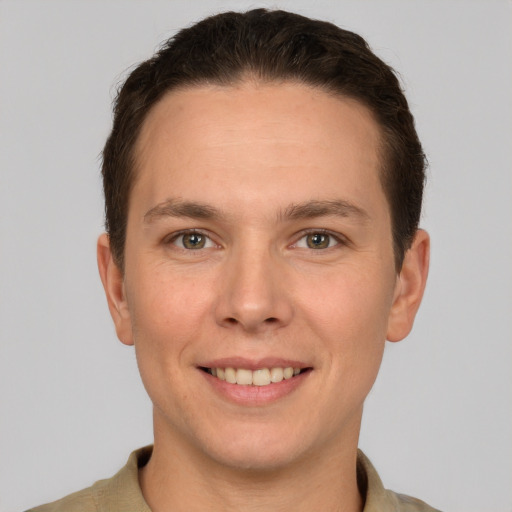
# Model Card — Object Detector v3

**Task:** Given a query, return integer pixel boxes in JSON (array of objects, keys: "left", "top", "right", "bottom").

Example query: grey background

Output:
[{"left": 1, "top": 1, "right": 511, "bottom": 511}]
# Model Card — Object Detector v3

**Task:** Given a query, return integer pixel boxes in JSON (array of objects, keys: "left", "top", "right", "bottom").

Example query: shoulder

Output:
[
  {"left": 390, "top": 491, "right": 443, "bottom": 512},
  {"left": 25, "top": 446, "right": 152, "bottom": 512},
  {"left": 357, "top": 450, "right": 443, "bottom": 512},
  {"left": 25, "top": 479, "right": 105, "bottom": 512}
]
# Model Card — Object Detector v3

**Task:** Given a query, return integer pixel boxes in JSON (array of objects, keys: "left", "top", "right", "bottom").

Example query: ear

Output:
[
  {"left": 387, "top": 229, "right": 430, "bottom": 342},
  {"left": 97, "top": 233, "right": 134, "bottom": 346}
]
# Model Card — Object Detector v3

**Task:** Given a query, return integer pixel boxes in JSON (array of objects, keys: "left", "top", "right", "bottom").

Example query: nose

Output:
[{"left": 214, "top": 245, "right": 293, "bottom": 333}]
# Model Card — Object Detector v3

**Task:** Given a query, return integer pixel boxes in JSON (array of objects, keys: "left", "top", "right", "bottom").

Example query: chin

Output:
[
  {"left": 199, "top": 427, "right": 315, "bottom": 473},
  {"left": 210, "top": 445, "right": 300, "bottom": 473}
]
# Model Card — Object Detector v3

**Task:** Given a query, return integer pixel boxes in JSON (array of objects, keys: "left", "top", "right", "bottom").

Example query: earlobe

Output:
[
  {"left": 97, "top": 233, "right": 134, "bottom": 346},
  {"left": 386, "top": 229, "right": 430, "bottom": 342}
]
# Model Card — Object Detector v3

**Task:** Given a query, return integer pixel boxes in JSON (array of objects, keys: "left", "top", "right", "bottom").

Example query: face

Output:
[{"left": 99, "top": 81, "right": 427, "bottom": 471}]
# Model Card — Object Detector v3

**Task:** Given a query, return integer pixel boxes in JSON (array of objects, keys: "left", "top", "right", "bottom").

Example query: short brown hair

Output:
[{"left": 102, "top": 9, "right": 426, "bottom": 270}]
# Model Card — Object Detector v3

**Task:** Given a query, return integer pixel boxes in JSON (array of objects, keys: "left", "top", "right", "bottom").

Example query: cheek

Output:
[
  {"left": 299, "top": 265, "right": 394, "bottom": 386},
  {"left": 301, "top": 264, "right": 394, "bottom": 339},
  {"left": 126, "top": 267, "right": 215, "bottom": 364},
  {"left": 126, "top": 271, "right": 213, "bottom": 417}
]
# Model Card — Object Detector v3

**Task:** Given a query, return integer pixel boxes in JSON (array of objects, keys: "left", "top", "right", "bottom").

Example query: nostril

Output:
[{"left": 223, "top": 316, "right": 278, "bottom": 328}]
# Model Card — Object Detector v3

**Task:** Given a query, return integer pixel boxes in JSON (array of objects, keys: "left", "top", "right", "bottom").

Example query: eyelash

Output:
[
  {"left": 164, "top": 228, "right": 347, "bottom": 252},
  {"left": 292, "top": 229, "right": 346, "bottom": 250},
  {"left": 164, "top": 230, "right": 217, "bottom": 250}
]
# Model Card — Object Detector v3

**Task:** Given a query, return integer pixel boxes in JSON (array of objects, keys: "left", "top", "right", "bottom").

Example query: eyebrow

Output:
[
  {"left": 282, "top": 199, "right": 370, "bottom": 222},
  {"left": 144, "top": 199, "right": 220, "bottom": 223},
  {"left": 143, "top": 198, "right": 370, "bottom": 224}
]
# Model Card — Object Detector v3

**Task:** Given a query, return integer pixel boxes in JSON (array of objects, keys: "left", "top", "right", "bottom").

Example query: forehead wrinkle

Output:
[
  {"left": 143, "top": 198, "right": 221, "bottom": 224},
  {"left": 282, "top": 200, "right": 370, "bottom": 223}
]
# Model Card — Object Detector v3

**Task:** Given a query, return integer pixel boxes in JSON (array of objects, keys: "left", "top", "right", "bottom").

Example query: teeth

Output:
[
  {"left": 225, "top": 367, "right": 236, "bottom": 384},
  {"left": 236, "top": 368, "right": 253, "bottom": 385},
  {"left": 252, "top": 368, "right": 271, "bottom": 386},
  {"left": 270, "top": 367, "right": 284, "bottom": 383},
  {"left": 208, "top": 366, "right": 303, "bottom": 386},
  {"left": 283, "top": 367, "right": 294, "bottom": 380}
]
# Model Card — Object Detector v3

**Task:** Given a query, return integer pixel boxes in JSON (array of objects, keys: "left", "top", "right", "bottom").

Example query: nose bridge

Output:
[{"left": 215, "top": 237, "right": 292, "bottom": 332}]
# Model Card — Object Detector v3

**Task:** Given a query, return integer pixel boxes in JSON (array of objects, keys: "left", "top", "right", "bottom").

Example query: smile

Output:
[{"left": 202, "top": 367, "right": 307, "bottom": 386}]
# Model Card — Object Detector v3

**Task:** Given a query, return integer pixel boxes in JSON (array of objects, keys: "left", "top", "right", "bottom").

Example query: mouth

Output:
[{"left": 200, "top": 366, "right": 311, "bottom": 386}]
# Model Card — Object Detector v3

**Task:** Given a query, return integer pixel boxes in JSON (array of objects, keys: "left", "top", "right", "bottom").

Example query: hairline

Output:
[{"left": 117, "top": 76, "right": 402, "bottom": 272}]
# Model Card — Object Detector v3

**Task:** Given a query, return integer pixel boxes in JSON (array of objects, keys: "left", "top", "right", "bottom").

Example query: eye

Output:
[
  {"left": 171, "top": 231, "right": 215, "bottom": 250},
  {"left": 294, "top": 231, "right": 341, "bottom": 250}
]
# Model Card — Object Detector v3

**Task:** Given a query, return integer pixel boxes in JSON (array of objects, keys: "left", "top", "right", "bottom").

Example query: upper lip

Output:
[{"left": 199, "top": 357, "right": 310, "bottom": 371}]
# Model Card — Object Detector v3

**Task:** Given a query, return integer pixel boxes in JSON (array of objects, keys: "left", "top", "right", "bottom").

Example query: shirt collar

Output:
[{"left": 112, "top": 446, "right": 399, "bottom": 512}]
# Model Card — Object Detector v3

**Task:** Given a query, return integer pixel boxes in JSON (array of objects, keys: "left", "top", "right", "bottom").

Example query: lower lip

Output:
[{"left": 200, "top": 369, "right": 310, "bottom": 406}]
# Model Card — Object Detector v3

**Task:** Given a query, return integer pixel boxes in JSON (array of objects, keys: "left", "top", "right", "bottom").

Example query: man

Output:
[{"left": 28, "top": 8, "right": 437, "bottom": 512}]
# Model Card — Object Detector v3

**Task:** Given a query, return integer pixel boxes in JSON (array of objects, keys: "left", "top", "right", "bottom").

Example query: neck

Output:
[{"left": 140, "top": 413, "right": 364, "bottom": 512}]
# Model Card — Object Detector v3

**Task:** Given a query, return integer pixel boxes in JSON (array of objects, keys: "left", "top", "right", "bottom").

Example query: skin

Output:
[{"left": 98, "top": 81, "right": 429, "bottom": 512}]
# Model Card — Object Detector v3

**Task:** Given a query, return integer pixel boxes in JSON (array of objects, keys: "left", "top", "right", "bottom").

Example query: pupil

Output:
[
  {"left": 184, "top": 233, "right": 204, "bottom": 249},
  {"left": 308, "top": 233, "right": 328, "bottom": 249}
]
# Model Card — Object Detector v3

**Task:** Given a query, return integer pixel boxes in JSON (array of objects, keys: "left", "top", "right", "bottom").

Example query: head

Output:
[
  {"left": 97, "top": 9, "right": 429, "bottom": 474},
  {"left": 102, "top": 8, "right": 426, "bottom": 272}
]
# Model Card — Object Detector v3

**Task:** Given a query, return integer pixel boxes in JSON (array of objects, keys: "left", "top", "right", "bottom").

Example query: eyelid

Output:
[
  {"left": 162, "top": 228, "right": 347, "bottom": 250},
  {"left": 164, "top": 229, "right": 218, "bottom": 249},
  {"left": 291, "top": 228, "right": 348, "bottom": 249}
]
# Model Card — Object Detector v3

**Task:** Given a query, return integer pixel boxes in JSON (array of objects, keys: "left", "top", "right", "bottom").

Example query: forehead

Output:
[
  {"left": 131, "top": 81, "right": 386, "bottom": 219},
  {"left": 136, "top": 81, "right": 382, "bottom": 158}
]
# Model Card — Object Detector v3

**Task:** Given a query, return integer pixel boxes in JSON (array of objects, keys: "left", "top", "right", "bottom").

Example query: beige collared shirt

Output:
[{"left": 27, "top": 446, "right": 442, "bottom": 512}]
